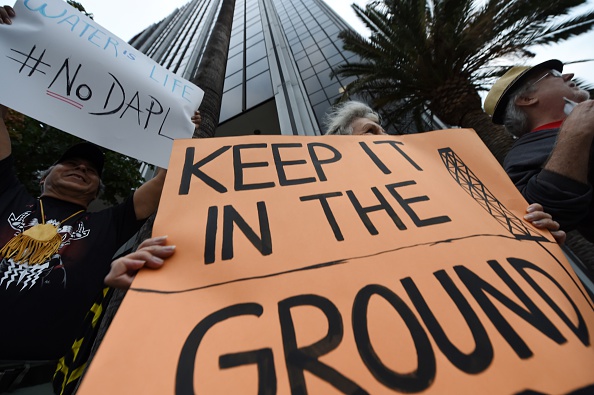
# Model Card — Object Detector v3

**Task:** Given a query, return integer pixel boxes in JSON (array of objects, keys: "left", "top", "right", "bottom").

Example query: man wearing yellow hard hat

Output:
[{"left": 484, "top": 59, "right": 594, "bottom": 242}]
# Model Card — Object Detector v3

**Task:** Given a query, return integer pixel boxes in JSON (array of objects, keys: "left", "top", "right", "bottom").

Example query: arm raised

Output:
[
  {"left": 543, "top": 100, "right": 594, "bottom": 183},
  {"left": 133, "top": 168, "right": 166, "bottom": 220}
]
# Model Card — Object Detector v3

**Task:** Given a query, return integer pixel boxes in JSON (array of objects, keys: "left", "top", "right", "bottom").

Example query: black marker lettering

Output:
[
  {"left": 219, "top": 349, "right": 277, "bottom": 395},
  {"left": 90, "top": 73, "right": 125, "bottom": 115},
  {"left": 508, "top": 257, "right": 590, "bottom": 346},
  {"left": 347, "top": 187, "right": 406, "bottom": 235},
  {"left": 234, "top": 144, "right": 275, "bottom": 191},
  {"left": 386, "top": 181, "right": 451, "bottom": 227},
  {"left": 456, "top": 262, "right": 566, "bottom": 359},
  {"left": 375, "top": 140, "right": 422, "bottom": 171},
  {"left": 176, "top": 304, "right": 263, "bottom": 395},
  {"left": 179, "top": 146, "right": 230, "bottom": 194},
  {"left": 279, "top": 294, "right": 367, "bottom": 395},
  {"left": 47, "top": 58, "right": 81, "bottom": 96},
  {"left": 204, "top": 206, "right": 218, "bottom": 265},
  {"left": 300, "top": 192, "right": 345, "bottom": 241},
  {"left": 222, "top": 202, "right": 272, "bottom": 261},
  {"left": 272, "top": 143, "right": 316, "bottom": 186},
  {"left": 403, "top": 273, "right": 493, "bottom": 374},
  {"left": 353, "top": 284, "right": 435, "bottom": 392},
  {"left": 307, "top": 143, "right": 342, "bottom": 182}
]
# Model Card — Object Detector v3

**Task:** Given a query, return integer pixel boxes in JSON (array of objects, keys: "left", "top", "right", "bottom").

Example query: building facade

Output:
[{"left": 129, "top": 0, "right": 361, "bottom": 137}]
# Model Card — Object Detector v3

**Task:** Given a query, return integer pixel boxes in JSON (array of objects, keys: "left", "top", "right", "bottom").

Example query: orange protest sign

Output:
[{"left": 78, "top": 129, "right": 594, "bottom": 394}]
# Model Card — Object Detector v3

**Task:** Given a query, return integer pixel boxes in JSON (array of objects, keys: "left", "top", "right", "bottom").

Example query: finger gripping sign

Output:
[
  {"left": 78, "top": 130, "right": 594, "bottom": 394},
  {"left": 0, "top": 0, "right": 203, "bottom": 168}
]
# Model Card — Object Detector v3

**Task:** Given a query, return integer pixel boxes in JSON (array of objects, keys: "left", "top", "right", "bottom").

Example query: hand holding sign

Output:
[
  {"left": 524, "top": 203, "right": 566, "bottom": 245},
  {"left": 0, "top": 5, "right": 14, "bottom": 24},
  {"left": 105, "top": 236, "right": 176, "bottom": 289},
  {"left": 191, "top": 110, "right": 202, "bottom": 131}
]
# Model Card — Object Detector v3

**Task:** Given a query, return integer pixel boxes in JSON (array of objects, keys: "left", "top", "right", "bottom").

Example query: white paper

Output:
[{"left": 0, "top": 0, "right": 204, "bottom": 168}]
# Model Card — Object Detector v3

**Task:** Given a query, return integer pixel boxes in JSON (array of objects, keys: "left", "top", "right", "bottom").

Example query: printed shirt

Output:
[{"left": 0, "top": 155, "right": 144, "bottom": 360}]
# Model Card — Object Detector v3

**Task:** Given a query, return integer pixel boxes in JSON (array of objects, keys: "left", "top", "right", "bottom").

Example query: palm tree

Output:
[
  {"left": 192, "top": 0, "right": 237, "bottom": 138},
  {"left": 336, "top": 0, "right": 594, "bottom": 163}
]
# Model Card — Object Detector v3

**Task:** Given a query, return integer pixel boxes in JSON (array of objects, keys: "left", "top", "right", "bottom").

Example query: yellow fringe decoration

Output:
[{"left": 0, "top": 223, "right": 61, "bottom": 265}]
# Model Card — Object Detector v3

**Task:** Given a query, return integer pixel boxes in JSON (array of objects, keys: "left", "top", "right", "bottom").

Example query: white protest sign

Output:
[{"left": 0, "top": 0, "right": 204, "bottom": 168}]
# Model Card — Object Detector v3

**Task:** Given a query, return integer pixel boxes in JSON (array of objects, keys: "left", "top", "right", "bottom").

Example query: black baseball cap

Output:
[{"left": 55, "top": 142, "right": 105, "bottom": 177}]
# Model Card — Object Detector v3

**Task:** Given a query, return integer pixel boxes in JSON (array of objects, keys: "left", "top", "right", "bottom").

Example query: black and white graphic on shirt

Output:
[{"left": 0, "top": 208, "right": 90, "bottom": 290}]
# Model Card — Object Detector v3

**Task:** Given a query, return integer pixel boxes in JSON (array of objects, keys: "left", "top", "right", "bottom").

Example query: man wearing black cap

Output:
[
  {"left": 0, "top": 100, "right": 171, "bottom": 392},
  {"left": 484, "top": 59, "right": 594, "bottom": 242},
  {"left": 40, "top": 142, "right": 105, "bottom": 207}
]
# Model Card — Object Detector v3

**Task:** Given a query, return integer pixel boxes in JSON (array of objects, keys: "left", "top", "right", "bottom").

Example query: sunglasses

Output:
[{"left": 530, "top": 69, "right": 563, "bottom": 87}]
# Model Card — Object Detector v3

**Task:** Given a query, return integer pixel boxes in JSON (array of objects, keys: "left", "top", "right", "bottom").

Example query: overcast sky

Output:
[{"left": 11, "top": 0, "right": 594, "bottom": 86}]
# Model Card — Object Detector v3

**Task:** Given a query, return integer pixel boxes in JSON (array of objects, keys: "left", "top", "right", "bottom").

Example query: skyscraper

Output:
[{"left": 128, "top": 0, "right": 361, "bottom": 137}]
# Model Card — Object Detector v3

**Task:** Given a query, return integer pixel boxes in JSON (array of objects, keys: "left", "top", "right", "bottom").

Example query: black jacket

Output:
[{"left": 504, "top": 128, "right": 594, "bottom": 241}]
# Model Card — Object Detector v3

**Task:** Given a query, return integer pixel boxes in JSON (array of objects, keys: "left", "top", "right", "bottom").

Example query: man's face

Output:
[
  {"left": 350, "top": 117, "right": 387, "bottom": 135},
  {"left": 42, "top": 158, "right": 101, "bottom": 205},
  {"left": 529, "top": 69, "right": 590, "bottom": 109}
]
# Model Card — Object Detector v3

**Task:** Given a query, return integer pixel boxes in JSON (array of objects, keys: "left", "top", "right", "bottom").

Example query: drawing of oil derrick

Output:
[{"left": 439, "top": 148, "right": 547, "bottom": 241}]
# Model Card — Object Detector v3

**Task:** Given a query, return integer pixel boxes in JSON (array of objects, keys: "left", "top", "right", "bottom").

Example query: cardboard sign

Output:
[
  {"left": 0, "top": 0, "right": 203, "bottom": 168},
  {"left": 79, "top": 130, "right": 594, "bottom": 394}
]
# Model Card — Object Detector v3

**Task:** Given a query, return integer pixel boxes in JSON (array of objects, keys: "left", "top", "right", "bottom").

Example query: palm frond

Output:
[{"left": 337, "top": 0, "right": 594, "bottom": 119}]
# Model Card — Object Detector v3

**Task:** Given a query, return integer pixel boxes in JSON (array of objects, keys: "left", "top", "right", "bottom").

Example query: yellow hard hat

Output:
[{"left": 484, "top": 59, "right": 563, "bottom": 124}]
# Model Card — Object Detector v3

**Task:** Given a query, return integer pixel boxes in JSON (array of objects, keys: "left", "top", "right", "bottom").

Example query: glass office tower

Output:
[{"left": 129, "top": 0, "right": 360, "bottom": 136}]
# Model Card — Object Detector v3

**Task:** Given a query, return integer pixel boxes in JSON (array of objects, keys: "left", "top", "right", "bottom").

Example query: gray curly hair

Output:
[
  {"left": 503, "top": 83, "right": 538, "bottom": 138},
  {"left": 324, "top": 101, "right": 381, "bottom": 135}
]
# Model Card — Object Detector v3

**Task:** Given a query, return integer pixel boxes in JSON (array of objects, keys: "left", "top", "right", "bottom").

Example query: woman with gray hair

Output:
[{"left": 324, "top": 101, "right": 386, "bottom": 135}]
